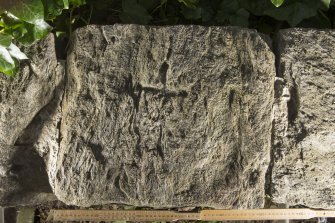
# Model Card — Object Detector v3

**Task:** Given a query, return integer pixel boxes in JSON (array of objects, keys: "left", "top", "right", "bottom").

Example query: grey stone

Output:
[
  {"left": 16, "top": 60, "right": 65, "bottom": 192},
  {"left": 271, "top": 29, "right": 335, "bottom": 208},
  {"left": 54, "top": 25, "right": 275, "bottom": 208},
  {"left": 0, "top": 145, "right": 57, "bottom": 207},
  {"left": 0, "top": 34, "right": 60, "bottom": 145},
  {"left": 0, "top": 34, "right": 63, "bottom": 206}
]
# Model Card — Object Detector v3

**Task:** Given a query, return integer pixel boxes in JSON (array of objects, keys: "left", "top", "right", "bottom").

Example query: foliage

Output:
[
  {"left": 271, "top": 0, "right": 285, "bottom": 7},
  {"left": 0, "top": 0, "right": 335, "bottom": 76}
]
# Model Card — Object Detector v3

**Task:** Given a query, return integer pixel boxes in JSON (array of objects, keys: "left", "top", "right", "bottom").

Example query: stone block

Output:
[
  {"left": 0, "top": 34, "right": 61, "bottom": 145},
  {"left": 0, "top": 145, "right": 56, "bottom": 206},
  {"left": 272, "top": 29, "right": 335, "bottom": 208},
  {"left": 54, "top": 25, "right": 275, "bottom": 208},
  {"left": 0, "top": 34, "right": 62, "bottom": 206}
]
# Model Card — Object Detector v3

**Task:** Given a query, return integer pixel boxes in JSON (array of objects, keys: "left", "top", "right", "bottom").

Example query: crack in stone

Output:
[
  {"left": 142, "top": 86, "right": 188, "bottom": 98},
  {"left": 156, "top": 125, "right": 165, "bottom": 161},
  {"left": 264, "top": 35, "right": 286, "bottom": 202},
  {"left": 159, "top": 62, "right": 169, "bottom": 87},
  {"left": 287, "top": 76, "right": 300, "bottom": 124}
]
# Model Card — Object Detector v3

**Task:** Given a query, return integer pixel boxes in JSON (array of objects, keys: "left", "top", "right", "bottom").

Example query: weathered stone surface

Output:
[
  {"left": 0, "top": 35, "right": 62, "bottom": 206},
  {"left": 54, "top": 25, "right": 275, "bottom": 208},
  {"left": 16, "top": 60, "right": 65, "bottom": 191},
  {"left": 0, "top": 145, "right": 57, "bottom": 206},
  {"left": 0, "top": 34, "right": 60, "bottom": 145},
  {"left": 271, "top": 29, "right": 335, "bottom": 208}
]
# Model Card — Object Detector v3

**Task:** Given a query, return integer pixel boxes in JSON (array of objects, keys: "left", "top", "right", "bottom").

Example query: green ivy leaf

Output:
[
  {"left": 264, "top": 1, "right": 318, "bottom": 26},
  {"left": 215, "top": 0, "right": 249, "bottom": 26},
  {"left": 17, "top": 20, "right": 51, "bottom": 45},
  {"left": 1, "top": 12, "right": 24, "bottom": 28},
  {"left": 0, "top": 14, "right": 28, "bottom": 40},
  {"left": 119, "top": 0, "right": 152, "bottom": 24},
  {"left": 63, "top": 0, "right": 69, "bottom": 9},
  {"left": 177, "top": 0, "right": 197, "bottom": 8},
  {"left": 3, "top": 0, "right": 45, "bottom": 24},
  {"left": 271, "top": 0, "right": 285, "bottom": 7},
  {"left": 55, "top": 31, "right": 66, "bottom": 38},
  {"left": 321, "top": 0, "right": 331, "bottom": 9},
  {"left": 7, "top": 23, "right": 28, "bottom": 39},
  {"left": 0, "top": 33, "right": 12, "bottom": 47},
  {"left": 43, "top": 0, "right": 69, "bottom": 20},
  {"left": 241, "top": 0, "right": 326, "bottom": 26},
  {"left": 238, "top": 0, "right": 275, "bottom": 16},
  {"left": 216, "top": 0, "right": 239, "bottom": 23},
  {"left": 69, "top": 0, "right": 86, "bottom": 7},
  {"left": 0, "top": 45, "right": 17, "bottom": 76},
  {"left": 7, "top": 43, "right": 28, "bottom": 60}
]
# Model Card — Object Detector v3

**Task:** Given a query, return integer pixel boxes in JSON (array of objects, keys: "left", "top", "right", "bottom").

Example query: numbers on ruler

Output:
[
  {"left": 51, "top": 209, "right": 319, "bottom": 221},
  {"left": 55, "top": 211, "right": 183, "bottom": 220}
]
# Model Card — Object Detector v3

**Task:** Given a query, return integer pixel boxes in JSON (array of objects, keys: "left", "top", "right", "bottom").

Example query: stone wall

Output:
[
  {"left": 0, "top": 25, "right": 334, "bottom": 209},
  {"left": 271, "top": 29, "right": 335, "bottom": 208},
  {"left": 0, "top": 34, "right": 62, "bottom": 206}
]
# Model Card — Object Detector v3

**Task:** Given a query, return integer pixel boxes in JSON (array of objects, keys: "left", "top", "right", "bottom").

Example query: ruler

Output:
[{"left": 47, "top": 209, "right": 335, "bottom": 221}]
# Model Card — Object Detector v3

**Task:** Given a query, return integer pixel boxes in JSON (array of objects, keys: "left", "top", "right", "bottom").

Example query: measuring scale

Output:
[{"left": 47, "top": 209, "right": 335, "bottom": 222}]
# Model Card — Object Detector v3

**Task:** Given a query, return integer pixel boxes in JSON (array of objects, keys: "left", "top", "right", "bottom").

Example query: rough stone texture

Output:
[
  {"left": 0, "top": 145, "right": 57, "bottom": 206},
  {"left": 271, "top": 29, "right": 335, "bottom": 208},
  {"left": 54, "top": 25, "right": 275, "bottom": 208},
  {"left": 2, "top": 25, "right": 333, "bottom": 210},
  {"left": 0, "top": 35, "right": 62, "bottom": 206},
  {"left": 16, "top": 60, "right": 65, "bottom": 191},
  {"left": 0, "top": 34, "right": 61, "bottom": 145}
]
